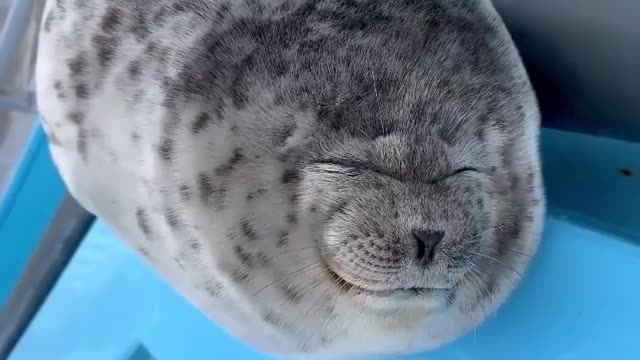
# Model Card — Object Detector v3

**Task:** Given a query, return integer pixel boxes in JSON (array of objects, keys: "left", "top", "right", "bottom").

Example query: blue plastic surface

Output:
[
  {"left": 0, "top": 124, "right": 66, "bottom": 309},
  {"left": 9, "top": 128, "right": 640, "bottom": 360}
]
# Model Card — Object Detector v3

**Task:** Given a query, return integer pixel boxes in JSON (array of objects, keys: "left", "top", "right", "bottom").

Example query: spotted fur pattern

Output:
[{"left": 36, "top": 0, "right": 544, "bottom": 358}]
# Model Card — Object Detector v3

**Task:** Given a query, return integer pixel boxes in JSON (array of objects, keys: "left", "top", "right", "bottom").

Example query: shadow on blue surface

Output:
[{"left": 9, "top": 129, "right": 640, "bottom": 360}]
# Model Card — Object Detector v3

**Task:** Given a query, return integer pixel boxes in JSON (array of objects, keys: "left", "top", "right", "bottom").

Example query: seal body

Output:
[{"left": 36, "top": 0, "right": 544, "bottom": 358}]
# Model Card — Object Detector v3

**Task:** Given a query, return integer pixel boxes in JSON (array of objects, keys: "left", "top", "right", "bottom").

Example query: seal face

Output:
[{"left": 36, "top": 0, "right": 544, "bottom": 357}]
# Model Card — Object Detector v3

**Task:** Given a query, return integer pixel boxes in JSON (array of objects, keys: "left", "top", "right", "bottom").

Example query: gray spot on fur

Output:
[
  {"left": 215, "top": 147, "right": 244, "bottom": 177},
  {"left": 263, "top": 311, "right": 290, "bottom": 330},
  {"left": 205, "top": 280, "right": 223, "bottom": 298},
  {"left": 234, "top": 244, "right": 269, "bottom": 269},
  {"left": 130, "top": 5, "right": 151, "bottom": 41},
  {"left": 144, "top": 42, "right": 160, "bottom": 57},
  {"left": 100, "top": 7, "right": 122, "bottom": 34},
  {"left": 278, "top": 231, "right": 289, "bottom": 247},
  {"left": 286, "top": 213, "right": 298, "bottom": 225},
  {"left": 198, "top": 172, "right": 215, "bottom": 201},
  {"left": 74, "top": 83, "right": 89, "bottom": 99},
  {"left": 152, "top": 6, "right": 170, "bottom": 25},
  {"left": 510, "top": 175, "right": 520, "bottom": 191},
  {"left": 92, "top": 34, "right": 119, "bottom": 68},
  {"left": 247, "top": 188, "right": 268, "bottom": 201},
  {"left": 68, "top": 112, "right": 84, "bottom": 125},
  {"left": 198, "top": 172, "right": 226, "bottom": 208},
  {"left": 191, "top": 112, "right": 213, "bottom": 133},
  {"left": 127, "top": 60, "right": 142, "bottom": 81},
  {"left": 188, "top": 238, "right": 202, "bottom": 251},
  {"left": 174, "top": 256, "right": 186, "bottom": 270},
  {"left": 164, "top": 208, "right": 184, "bottom": 230},
  {"left": 77, "top": 128, "right": 88, "bottom": 161},
  {"left": 215, "top": 2, "right": 232, "bottom": 21},
  {"left": 53, "top": 81, "right": 65, "bottom": 99},
  {"left": 67, "top": 54, "right": 87, "bottom": 77},
  {"left": 43, "top": 10, "right": 55, "bottom": 33},
  {"left": 136, "top": 208, "right": 151, "bottom": 237},
  {"left": 179, "top": 184, "right": 192, "bottom": 201},
  {"left": 278, "top": 283, "right": 303, "bottom": 304},
  {"left": 273, "top": 122, "right": 297, "bottom": 147},
  {"left": 241, "top": 218, "right": 259, "bottom": 241},
  {"left": 157, "top": 137, "right": 174, "bottom": 161},
  {"left": 232, "top": 268, "right": 250, "bottom": 283},
  {"left": 234, "top": 245, "right": 254, "bottom": 267},
  {"left": 281, "top": 169, "right": 299, "bottom": 184}
]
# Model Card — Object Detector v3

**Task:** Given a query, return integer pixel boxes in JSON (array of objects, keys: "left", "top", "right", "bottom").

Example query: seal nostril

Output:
[
  {"left": 413, "top": 230, "right": 445, "bottom": 262},
  {"left": 415, "top": 234, "right": 426, "bottom": 259}
]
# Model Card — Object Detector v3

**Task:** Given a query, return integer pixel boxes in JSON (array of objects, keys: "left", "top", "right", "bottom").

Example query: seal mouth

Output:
[
  {"left": 323, "top": 265, "right": 367, "bottom": 295},
  {"left": 322, "top": 264, "right": 450, "bottom": 297}
]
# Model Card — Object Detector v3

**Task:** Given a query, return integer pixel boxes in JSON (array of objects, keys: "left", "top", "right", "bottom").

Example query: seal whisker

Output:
[{"left": 253, "top": 262, "right": 321, "bottom": 297}]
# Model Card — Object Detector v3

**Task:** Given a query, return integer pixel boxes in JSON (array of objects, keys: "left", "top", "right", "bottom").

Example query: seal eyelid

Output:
[
  {"left": 314, "top": 158, "right": 400, "bottom": 180},
  {"left": 315, "top": 160, "right": 483, "bottom": 182},
  {"left": 450, "top": 167, "right": 481, "bottom": 176},
  {"left": 419, "top": 167, "right": 483, "bottom": 184}
]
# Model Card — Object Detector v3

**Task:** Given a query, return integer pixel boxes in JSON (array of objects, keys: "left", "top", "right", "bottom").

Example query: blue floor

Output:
[{"left": 9, "top": 128, "right": 640, "bottom": 360}]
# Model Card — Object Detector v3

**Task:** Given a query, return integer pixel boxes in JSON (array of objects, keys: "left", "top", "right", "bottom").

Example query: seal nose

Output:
[{"left": 413, "top": 230, "right": 445, "bottom": 263}]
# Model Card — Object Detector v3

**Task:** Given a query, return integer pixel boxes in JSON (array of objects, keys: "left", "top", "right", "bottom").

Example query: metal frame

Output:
[
  {"left": 0, "top": 195, "right": 94, "bottom": 359},
  {"left": 0, "top": 125, "right": 66, "bottom": 305},
  {"left": 0, "top": 122, "right": 93, "bottom": 357}
]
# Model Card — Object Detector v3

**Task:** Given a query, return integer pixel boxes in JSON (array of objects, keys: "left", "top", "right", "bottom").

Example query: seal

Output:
[{"left": 36, "top": 0, "right": 544, "bottom": 357}]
